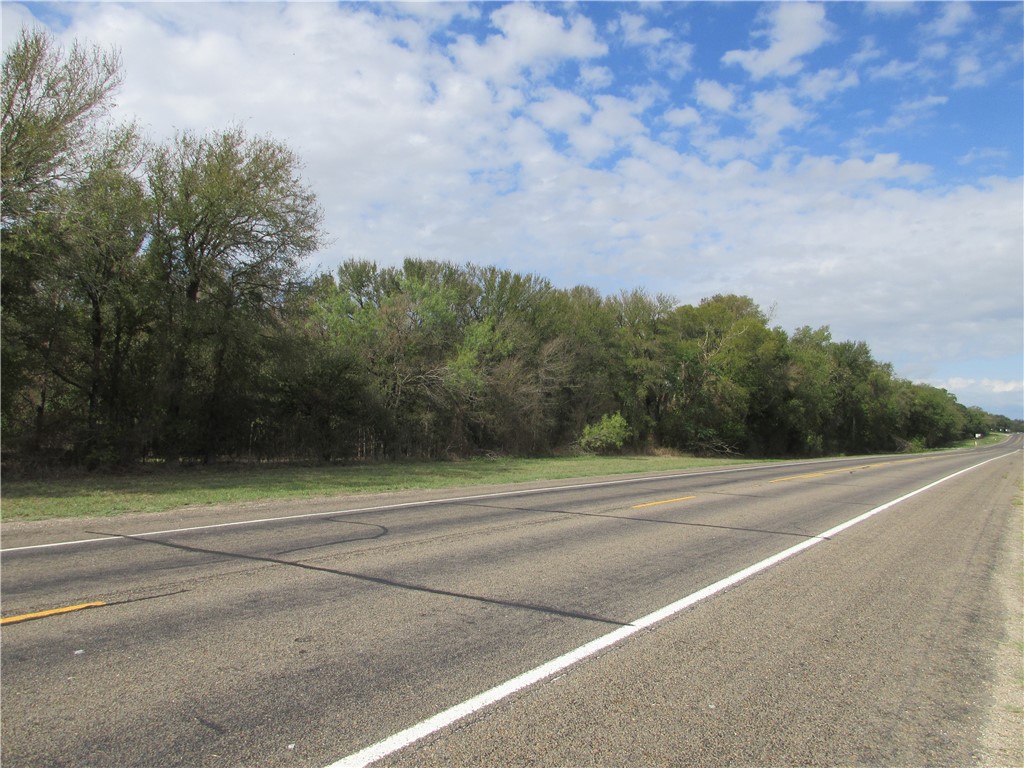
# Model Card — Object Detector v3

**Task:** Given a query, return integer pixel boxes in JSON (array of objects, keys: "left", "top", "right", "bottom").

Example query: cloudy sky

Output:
[{"left": 4, "top": 1, "right": 1023, "bottom": 418}]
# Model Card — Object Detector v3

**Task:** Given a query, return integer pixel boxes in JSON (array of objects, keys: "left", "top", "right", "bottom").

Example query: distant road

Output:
[{"left": 2, "top": 437, "right": 1021, "bottom": 767}]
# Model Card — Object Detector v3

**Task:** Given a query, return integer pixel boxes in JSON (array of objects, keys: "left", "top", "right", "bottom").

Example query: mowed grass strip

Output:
[{"left": 0, "top": 455, "right": 753, "bottom": 522}]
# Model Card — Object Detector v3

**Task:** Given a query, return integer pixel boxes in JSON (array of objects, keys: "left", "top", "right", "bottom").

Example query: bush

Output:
[{"left": 578, "top": 412, "right": 630, "bottom": 454}]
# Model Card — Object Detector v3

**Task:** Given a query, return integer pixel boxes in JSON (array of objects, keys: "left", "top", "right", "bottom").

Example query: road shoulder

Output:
[{"left": 980, "top": 476, "right": 1023, "bottom": 766}]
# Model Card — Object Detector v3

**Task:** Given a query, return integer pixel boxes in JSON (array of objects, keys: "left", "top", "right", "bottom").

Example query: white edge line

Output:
[
  {"left": 0, "top": 456, "right": 864, "bottom": 552},
  {"left": 324, "top": 450, "right": 1015, "bottom": 768}
]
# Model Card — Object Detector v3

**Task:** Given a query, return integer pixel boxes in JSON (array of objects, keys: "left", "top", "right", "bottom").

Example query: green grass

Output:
[
  {"left": 947, "top": 433, "right": 1012, "bottom": 450},
  {"left": 0, "top": 454, "right": 758, "bottom": 522},
  {"left": 4, "top": 434, "right": 1006, "bottom": 522}
]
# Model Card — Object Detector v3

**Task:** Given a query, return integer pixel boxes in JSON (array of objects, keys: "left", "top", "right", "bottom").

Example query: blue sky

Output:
[{"left": 4, "top": 1, "right": 1023, "bottom": 418}]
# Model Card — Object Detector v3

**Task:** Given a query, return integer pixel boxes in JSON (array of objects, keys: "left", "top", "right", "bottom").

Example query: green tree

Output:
[
  {"left": 145, "top": 126, "right": 323, "bottom": 461},
  {"left": 663, "top": 295, "right": 771, "bottom": 455},
  {"left": 1, "top": 29, "right": 146, "bottom": 464},
  {"left": 541, "top": 285, "right": 621, "bottom": 442},
  {"left": 826, "top": 340, "right": 883, "bottom": 452},
  {"left": 253, "top": 273, "right": 372, "bottom": 461},
  {"left": 904, "top": 384, "right": 966, "bottom": 449},
  {"left": 1, "top": 27, "right": 123, "bottom": 227},
  {"left": 442, "top": 265, "right": 571, "bottom": 455},
  {"left": 783, "top": 326, "right": 837, "bottom": 454},
  {"left": 53, "top": 160, "right": 150, "bottom": 464},
  {"left": 608, "top": 289, "right": 675, "bottom": 446},
  {"left": 961, "top": 405, "right": 993, "bottom": 438}
]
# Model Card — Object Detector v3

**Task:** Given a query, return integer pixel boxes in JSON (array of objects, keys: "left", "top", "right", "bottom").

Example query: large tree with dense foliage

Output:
[
  {"left": 144, "top": 126, "right": 323, "bottom": 461},
  {"left": 662, "top": 295, "right": 778, "bottom": 455},
  {"left": 1, "top": 29, "right": 145, "bottom": 464}
]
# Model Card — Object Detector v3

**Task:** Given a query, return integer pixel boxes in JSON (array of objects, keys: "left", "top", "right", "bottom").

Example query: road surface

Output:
[{"left": 2, "top": 438, "right": 1021, "bottom": 767}]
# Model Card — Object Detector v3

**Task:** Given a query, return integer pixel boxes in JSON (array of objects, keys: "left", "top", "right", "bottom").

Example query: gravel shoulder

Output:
[{"left": 979, "top": 482, "right": 1023, "bottom": 766}]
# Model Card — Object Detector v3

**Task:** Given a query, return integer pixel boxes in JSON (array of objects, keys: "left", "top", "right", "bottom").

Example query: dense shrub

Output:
[{"left": 578, "top": 412, "right": 630, "bottom": 454}]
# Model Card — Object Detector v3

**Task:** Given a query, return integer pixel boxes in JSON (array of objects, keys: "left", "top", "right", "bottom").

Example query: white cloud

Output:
[
  {"left": 958, "top": 147, "right": 1011, "bottom": 166},
  {"left": 567, "top": 94, "right": 648, "bottom": 162},
  {"left": 920, "top": 42, "right": 950, "bottom": 60},
  {"left": 897, "top": 93, "right": 948, "bottom": 115},
  {"left": 654, "top": 41, "right": 696, "bottom": 80},
  {"left": 867, "top": 58, "right": 919, "bottom": 80},
  {"left": 615, "top": 12, "right": 671, "bottom": 47},
  {"left": 529, "top": 87, "right": 592, "bottom": 135},
  {"left": 868, "top": 94, "right": 949, "bottom": 134},
  {"left": 746, "top": 88, "right": 811, "bottom": 141},
  {"left": 450, "top": 3, "right": 606, "bottom": 85},
  {"left": 687, "top": 86, "right": 813, "bottom": 162},
  {"left": 795, "top": 153, "right": 931, "bottom": 184},
  {"left": 1, "top": 2, "right": 35, "bottom": 46},
  {"left": 954, "top": 54, "right": 986, "bottom": 88},
  {"left": 941, "top": 378, "right": 1024, "bottom": 396},
  {"left": 930, "top": 377, "right": 1024, "bottom": 418},
  {"left": 722, "top": 3, "right": 834, "bottom": 80},
  {"left": 924, "top": 3, "right": 974, "bottom": 38},
  {"left": 859, "top": 4, "right": 1015, "bottom": 92},
  {"left": 395, "top": 2, "right": 480, "bottom": 28},
  {"left": 849, "top": 36, "right": 885, "bottom": 67},
  {"left": 694, "top": 79, "right": 736, "bottom": 112},
  {"left": 578, "top": 64, "right": 613, "bottom": 90},
  {"left": 664, "top": 106, "right": 701, "bottom": 128},
  {"left": 613, "top": 10, "right": 693, "bottom": 79},
  {"left": 797, "top": 67, "right": 859, "bottom": 101}
]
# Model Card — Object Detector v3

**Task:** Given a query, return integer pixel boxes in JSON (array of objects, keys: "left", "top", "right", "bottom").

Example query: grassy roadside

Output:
[
  {"left": 0, "top": 454, "right": 758, "bottom": 522},
  {"left": 947, "top": 433, "right": 1011, "bottom": 449},
  {"left": 3, "top": 434, "right": 1010, "bottom": 523}
]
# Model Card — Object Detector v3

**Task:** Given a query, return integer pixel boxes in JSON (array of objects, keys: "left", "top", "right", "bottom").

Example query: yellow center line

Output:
[
  {"left": 1, "top": 601, "right": 106, "bottom": 625},
  {"left": 769, "top": 460, "right": 909, "bottom": 484},
  {"left": 771, "top": 471, "right": 826, "bottom": 483},
  {"left": 632, "top": 495, "right": 697, "bottom": 509}
]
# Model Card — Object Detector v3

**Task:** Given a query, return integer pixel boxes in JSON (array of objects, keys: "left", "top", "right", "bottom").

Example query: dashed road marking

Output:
[{"left": 632, "top": 495, "right": 697, "bottom": 508}]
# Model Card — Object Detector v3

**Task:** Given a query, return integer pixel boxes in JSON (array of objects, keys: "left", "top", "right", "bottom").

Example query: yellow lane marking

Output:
[
  {"left": 632, "top": 495, "right": 697, "bottom": 509},
  {"left": 775, "top": 471, "right": 827, "bottom": 482},
  {"left": 1, "top": 601, "right": 106, "bottom": 625},
  {"left": 771, "top": 463, "right": 884, "bottom": 483},
  {"left": 770, "top": 455, "right": 949, "bottom": 484}
]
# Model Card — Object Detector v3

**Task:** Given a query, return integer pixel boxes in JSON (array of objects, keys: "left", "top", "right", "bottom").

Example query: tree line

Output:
[{"left": 2, "top": 30, "right": 1017, "bottom": 469}]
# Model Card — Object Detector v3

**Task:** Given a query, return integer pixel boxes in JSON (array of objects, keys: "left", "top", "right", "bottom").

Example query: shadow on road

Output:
[{"left": 84, "top": 527, "right": 630, "bottom": 627}]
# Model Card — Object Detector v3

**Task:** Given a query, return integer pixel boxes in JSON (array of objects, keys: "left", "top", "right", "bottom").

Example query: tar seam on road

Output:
[{"left": 324, "top": 449, "right": 1018, "bottom": 768}]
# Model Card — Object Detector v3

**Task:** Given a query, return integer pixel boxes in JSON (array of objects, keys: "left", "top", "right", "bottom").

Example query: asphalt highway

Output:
[{"left": 2, "top": 437, "right": 1021, "bottom": 767}]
